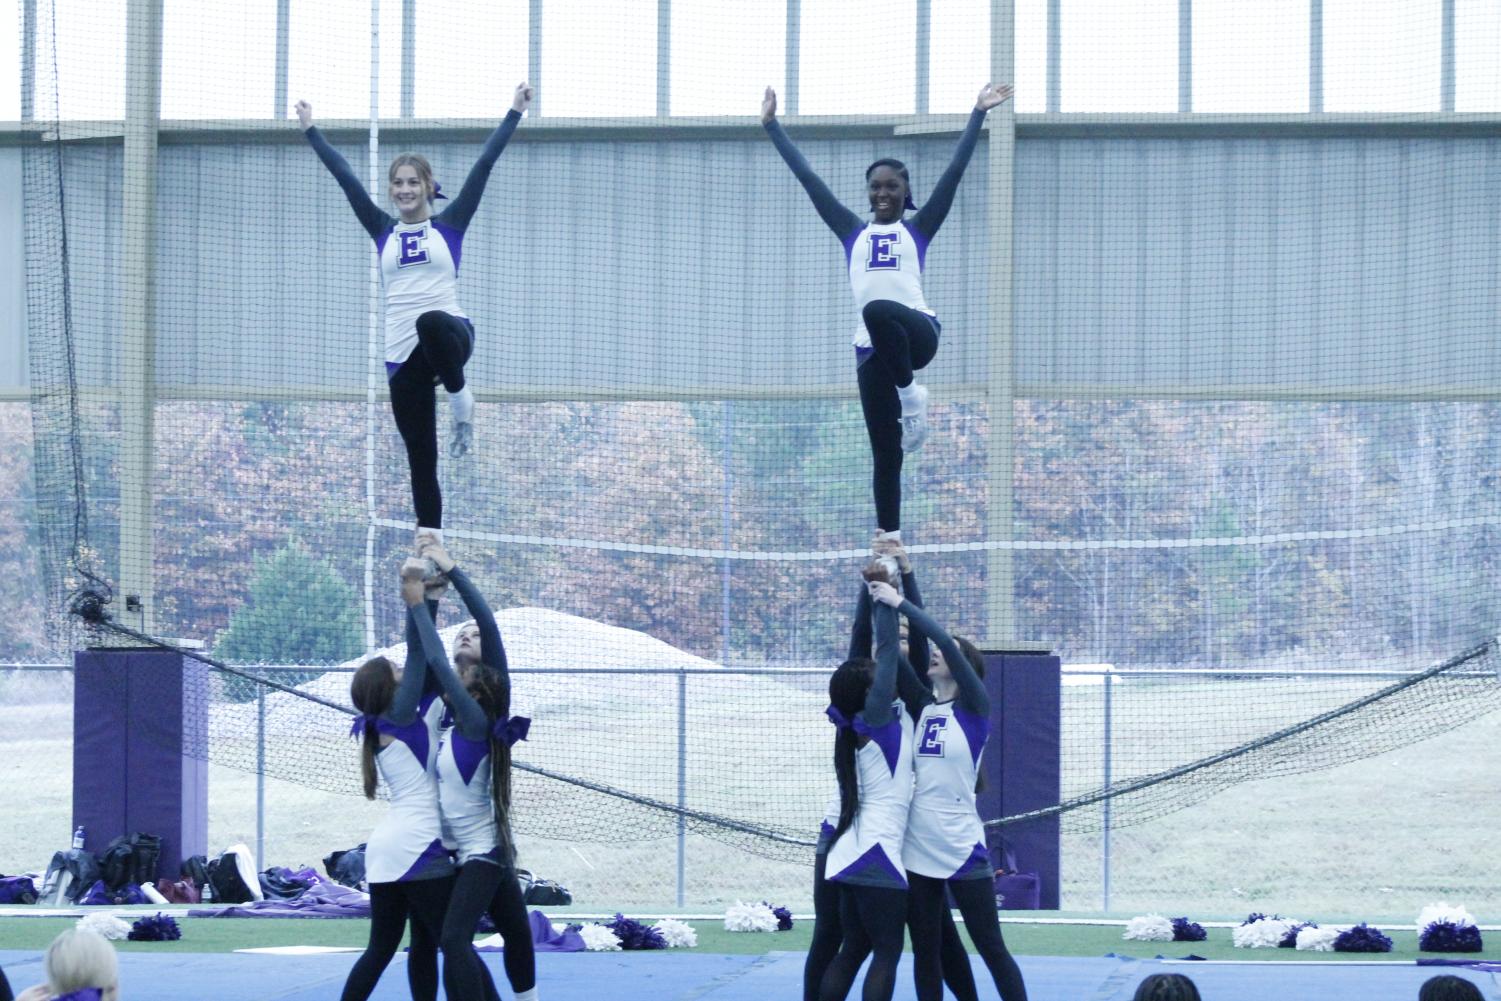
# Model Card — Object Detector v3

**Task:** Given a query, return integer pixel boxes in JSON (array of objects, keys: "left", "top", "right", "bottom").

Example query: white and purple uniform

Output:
[
  {"left": 365, "top": 691, "right": 454, "bottom": 884},
  {"left": 903, "top": 699, "right": 992, "bottom": 880},
  {"left": 825, "top": 701, "right": 915, "bottom": 889},
  {"left": 436, "top": 725, "right": 500, "bottom": 866},
  {"left": 303, "top": 110, "right": 521, "bottom": 368},
  {"left": 763, "top": 107, "right": 985, "bottom": 359}
]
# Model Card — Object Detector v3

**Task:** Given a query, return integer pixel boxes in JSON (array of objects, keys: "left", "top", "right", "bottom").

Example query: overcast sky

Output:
[{"left": 5, "top": 0, "right": 1499, "bottom": 121}]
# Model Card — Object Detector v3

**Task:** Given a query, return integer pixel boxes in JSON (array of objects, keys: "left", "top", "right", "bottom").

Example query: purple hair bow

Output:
[
  {"left": 432, "top": 181, "right": 448, "bottom": 200},
  {"left": 825, "top": 705, "right": 875, "bottom": 736},
  {"left": 55, "top": 990, "right": 104, "bottom": 1001},
  {"left": 348, "top": 714, "right": 369, "bottom": 738},
  {"left": 492, "top": 715, "right": 531, "bottom": 746}
]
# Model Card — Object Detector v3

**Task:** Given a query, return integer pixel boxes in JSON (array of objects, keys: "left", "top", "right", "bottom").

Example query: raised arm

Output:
[
  {"left": 408, "top": 594, "right": 490, "bottom": 740},
  {"left": 862, "top": 598, "right": 901, "bottom": 727},
  {"left": 447, "top": 566, "right": 509, "bottom": 680},
  {"left": 386, "top": 564, "right": 434, "bottom": 724},
  {"left": 909, "top": 83, "right": 1011, "bottom": 242},
  {"left": 899, "top": 599, "right": 989, "bottom": 716},
  {"left": 296, "top": 100, "right": 393, "bottom": 242},
  {"left": 875, "top": 534, "right": 932, "bottom": 686},
  {"left": 436, "top": 83, "right": 530, "bottom": 231},
  {"left": 761, "top": 87, "right": 863, "bottom": 244},
  {"left": 847, "top": 581, "right": 873, "bottom": 661}
]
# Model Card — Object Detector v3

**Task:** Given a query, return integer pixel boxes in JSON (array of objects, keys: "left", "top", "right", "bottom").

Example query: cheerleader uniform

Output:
[
  {"left": 303, "top": 109, "right": 521, "bottom": 530},
  {"left": 897, "top": 600, "right": 1028, "bottom": 1001},
  {"left": 764, "top": 107, "right": 990, "bottom": 532}
]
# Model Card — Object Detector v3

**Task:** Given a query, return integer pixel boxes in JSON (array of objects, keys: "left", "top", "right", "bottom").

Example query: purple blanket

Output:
[
  {"left": 188, "top": 881, "right": 371, "bottom": 919},
  {"left": 474, "top": 911, "right": 585, "bottom": 953}
]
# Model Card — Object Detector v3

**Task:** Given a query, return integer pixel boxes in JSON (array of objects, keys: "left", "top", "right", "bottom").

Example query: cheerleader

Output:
[
  {"left": 418, "top": 537, "right": 537, "bottom": 1001},
  {"left": 762, "top": 82, "right": 1011, "bottom": 536},
  {"left": 817, "top": 580, "right": 912, "bottom": 1001},
  {"left": 343, "top": 559, "right": 494, "bottom": 1001},
  {"left": 296, "top": 83, "right": 532, "bottom": 540},
  {"left": 868, "top": 583, "right": 1027, "bottom": 1001}
]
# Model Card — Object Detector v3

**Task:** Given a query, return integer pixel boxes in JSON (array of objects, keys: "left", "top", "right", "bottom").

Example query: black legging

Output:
[
  {"left": 389, "top": 309, "right": 474, "bottom": 530},
  {"left": 856, "top": 300, "right": 939, "bottom": 533},
  {"left": 441, "top": 857, "right": 536, "bottom": 998},
  {"left": 0, "top": 964, "right": 13, "bottom": 1001},
  {"left": 818, "top": 883, "right": 907, "bottom": 1001},
  {"left": 908, "top": 873, "right": 1028, "bottom": 1001},
  {"left": 805, "top": 853, "right": 978, "bottom": 1001},
  {"left": 340, "top": 876, "right": 452, "bottom": 1001}
]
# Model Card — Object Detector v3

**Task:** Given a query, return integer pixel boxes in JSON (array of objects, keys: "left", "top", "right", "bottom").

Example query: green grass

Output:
[{"left": 2, "top": 916, "right": 1498, "bottom": 962}]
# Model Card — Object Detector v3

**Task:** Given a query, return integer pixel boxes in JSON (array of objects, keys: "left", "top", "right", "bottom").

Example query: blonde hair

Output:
[
  {"left": 387, "top": 152, "right": 436, "bottom": 202},
  {"left": 45, "top": 928, "right": 120, "bottom": 1001}
]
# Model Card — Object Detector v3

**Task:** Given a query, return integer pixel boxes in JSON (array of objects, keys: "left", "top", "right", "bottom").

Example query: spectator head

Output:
[
  {"left": 44, "top": 928, "right": 119, "bottom": 1001},
  {"left": 1418, "top": 975, "right": 1484, "bottom": 1001},
  {"left": 1133, "top": 973, "right": 1202, "bottom": 1001}
]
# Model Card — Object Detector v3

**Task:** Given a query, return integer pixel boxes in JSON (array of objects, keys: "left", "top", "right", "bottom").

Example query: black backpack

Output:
[
  {"left": 322, "top": 844, "right": 367, "bottom": 889},
  {"left": 99, "top": 837, "right": 136, "bottom": 891},
  {"left": 205, "top": 851, "right": 255, "bottom": 904}
]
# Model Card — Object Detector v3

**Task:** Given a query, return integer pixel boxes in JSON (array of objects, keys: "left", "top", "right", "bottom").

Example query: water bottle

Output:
[{"left": 72, "top": 826, "right": 86, "bottom": 850}]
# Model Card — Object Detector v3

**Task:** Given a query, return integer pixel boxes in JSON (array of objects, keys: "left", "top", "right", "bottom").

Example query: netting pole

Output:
[
  {"left": 983, "top": 0, "right": 1017, "bottom": 645},
  {"left": 1101, "top": 669, "right": 1113, "bottom": 911},
  {"left": 362, "top": 0, "right": 382, "bottom": 651},
  {"left": 120, "top": 0, "right": 163, "bottom": 635},
  {"left": 1309, "top": 0, "right": 1323, "bottom": 113},
  {"left": 274, "top": 0, "right": 289, "bottom": 118},
  {"left": 784, "top": 0, "right": 799, "bottom": 116},
  {"left": 20, "top": 0, "right": 35, "bottom": 121},
  {"left": 1177, "top": 0, "right": 1191, "bottom": 113},
  {"left": 1440, "top": 0, "right": 1455, "bottom": 112},
  {"left": 675, "top": 668, "right": 687, "bottom": 907},
  {"left": 528, "top": 0, "right": 542, "bottom": 115},
  {"left": 1045, "top": 0, "right": 1059, "bottom": 113},
  {"left": 256, "top": 684, "right": 267, "bottom": 871},
  {"left": 915, "top": 0, "right": 930, "bottom": 115},
  {"left": 656, "top": 0, "right": 670, "bottom": 118},
  {"left": 401, "top": 0, "right": 416, "bottom": 118},
  {"left": 720, "top": 401, "right": 733, "bottom": 666}
]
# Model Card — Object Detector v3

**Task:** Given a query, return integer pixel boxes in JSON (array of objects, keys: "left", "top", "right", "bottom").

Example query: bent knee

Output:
[{"left": 861, "top": 299, "right": 901, "bottom": 324}]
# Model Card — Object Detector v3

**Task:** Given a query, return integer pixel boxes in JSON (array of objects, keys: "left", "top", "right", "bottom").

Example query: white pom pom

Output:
[
  {"left": 578, "top": 923, "right": 623, "bottom": 952},
  {"left": 1295, "top": 926, "right": 1340, "bottom": 952},
  {"left": 76, "top": 912, "right": 131, "bottom": 941},
  {"left": 1417, "top": 903, "right": 1477, "bottom": 933},
  {"left": 653, "top": 917, "right": 698, "bottom": 948},
  {"left": 724, "top": 901, "right": 779, "bottom": 933},
  {"left": 1232, "top": 918, "right": 1297, "bottom": 949},
  {"left": 1123, "top": 914, "right": 1175, "bottom": 942}
]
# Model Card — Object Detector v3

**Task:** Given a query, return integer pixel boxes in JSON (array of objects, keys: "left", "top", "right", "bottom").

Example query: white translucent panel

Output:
[
  {"left": 1324, "top": 0, "right": 1441, "bottom": 111},
  {"left": 1015, "top": 0, "right": 1047, "bottom": 112},
  {"left": 670, "top": 0, "right": 785, "bottom": 116},
  {"left": 930, "top": 0, "right": 989, "bottom": 113},
  {"left": 414, "top": 0, "right": 528, "bottom": 118},
  {"left": 290, "top": 0, "right": 370, "bottom": 120},
  {"left": 540, "top": 0, "right": 655, "bottom": 117},
  {"left": 1456, "top": 0, "right": 1501, "bottom": 111},
  {"left": 1192, "top": 0, "right": 1308, "bottom": 111},
  {"left": 2, "top": 0, "right": 19, "bottom": 120},
  {"left": 35, "top": 0, "right": 125, "bottom": 120},
  {"left": 163, "top": 0, "right": 277, "bottom": 119},
  {"left": 798, "top": 0, "right": 915, "bottom": 115},
  {"left": 1061, "top": 0, "right": 1177, "bottom": 112}
]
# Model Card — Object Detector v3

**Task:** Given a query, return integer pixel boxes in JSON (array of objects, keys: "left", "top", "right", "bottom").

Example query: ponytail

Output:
[
  {"left": 360, "top": 721, "right": 380, "bottom": 800},
  {"left": 350, "top": 656, "right": 398, "bottom": 801},
  {"left": 828, "top": 658, "right": 875, "bottom": 841}
]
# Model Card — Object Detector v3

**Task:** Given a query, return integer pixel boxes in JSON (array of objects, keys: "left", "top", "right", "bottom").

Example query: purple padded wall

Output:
[
  {"left": 73, "top": 648, "right": 209, "bottom": 879},
  {"left": 976, "top": 648, "right": 1061, "bottom": 909}
]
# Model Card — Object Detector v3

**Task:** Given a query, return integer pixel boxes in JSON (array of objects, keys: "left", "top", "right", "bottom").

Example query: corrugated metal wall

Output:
[{"left": 12, "top": 132, "right": 1501, "bottom": 397}]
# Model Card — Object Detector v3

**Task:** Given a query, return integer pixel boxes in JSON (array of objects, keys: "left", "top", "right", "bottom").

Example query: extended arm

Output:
[
  {"left": 900, "top": 567, "right": 933, "bottom": 687},
  {"left": 410, "top": 599, "right": 489, "bottom": 740},
  {"left": 847, "top": 582, "right": 873, "bottom": 660},
  {"left": 899, "top": 599, "right": 989, "bottom": 716},
  {"left": 762, "top": 111, "right": 863, "bottom": 243},
  {"left": 447, "top": 566, "right": 509, "bottom": 680},
  {"left": 437, "top": 108, "right": 523, "bottom": 231},
  {"left": 386, "top": 607, "right": 432, "bottom": 724},
  {"left": 862, "top": 601, "right": 901, "bottom": 727},
  {"left": 908, "top": 107, "right": 986, "bottom": 242},
  {"left": 302, "top": 125, "right": 393, "bottom": 241}
]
